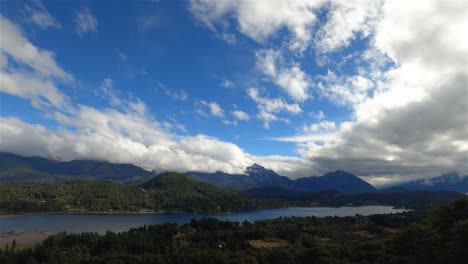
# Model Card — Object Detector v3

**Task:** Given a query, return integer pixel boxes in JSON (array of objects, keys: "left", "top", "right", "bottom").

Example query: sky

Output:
[{"left": 0, "top": 0, "right": 467, "bottom": 187}]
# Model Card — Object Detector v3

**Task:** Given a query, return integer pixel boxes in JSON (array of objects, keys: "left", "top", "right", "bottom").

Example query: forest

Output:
[{"left": 1, "top": 195, "right": 466, "bottom": 264}]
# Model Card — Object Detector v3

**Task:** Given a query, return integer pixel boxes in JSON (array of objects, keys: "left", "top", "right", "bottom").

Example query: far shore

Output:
[{"left": 0, "top": 204, "right": 407, "bottom": 218}]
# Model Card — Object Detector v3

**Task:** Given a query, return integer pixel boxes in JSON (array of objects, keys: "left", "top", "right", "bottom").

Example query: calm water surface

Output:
[{"left": 0, "top": 206, "right": 407, "bottom": 234}]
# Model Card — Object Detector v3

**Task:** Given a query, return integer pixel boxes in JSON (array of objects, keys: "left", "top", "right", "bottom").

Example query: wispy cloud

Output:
[
  {"left": 74, "top": 7, "right": 98, "bottom": 35},
  {"left": 22, "top": 0, "right": 60, "bottom": 30}
]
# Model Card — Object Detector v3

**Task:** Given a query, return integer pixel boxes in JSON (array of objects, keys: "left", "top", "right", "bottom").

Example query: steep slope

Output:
[
  {"left": 246, "top": 163, "right": 294, "bottom": 188},
  {"left": 396, "top": 172, "right": 468, "bottom": 192},
  {"left": 0, "top": 152, "right": 154, "bottom": 182}
]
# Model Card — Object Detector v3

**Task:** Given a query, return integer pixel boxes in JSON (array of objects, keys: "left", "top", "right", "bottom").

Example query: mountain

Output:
[
  {"left": 188, "top": 164, "right": 375, "bottom": 193},
  {"left": 186, "top": 171, "right": 257, "bottom": 190},
  {"left": 246, "top": 163, "right": 295, "bottom": 188},
  {"left": 395, "top": 172, "right": 468, "bottom": 192},
  {"left": 0, "top": 152, "right": 154, "bottom": 182},
  {"left": 141, "top": 172, "right": 260, "bottom": 212},
  {"left": 294, "top": 171, "right": 376, "bottom": 193}
]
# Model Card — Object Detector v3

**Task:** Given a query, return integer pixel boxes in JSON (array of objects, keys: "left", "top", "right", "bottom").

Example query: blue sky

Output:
[{"left": 0, "top": 0, "right": 466, "bottom": 186}]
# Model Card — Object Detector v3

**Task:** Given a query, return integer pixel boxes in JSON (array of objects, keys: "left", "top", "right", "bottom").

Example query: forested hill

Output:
[{"left": 0, "top": 172, "right": 273, "bottom": 214}]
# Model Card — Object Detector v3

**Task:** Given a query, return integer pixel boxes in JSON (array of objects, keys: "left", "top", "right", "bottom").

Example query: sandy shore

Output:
[{"left": 0, "top": 230, "right": 49, "bottom": 249}]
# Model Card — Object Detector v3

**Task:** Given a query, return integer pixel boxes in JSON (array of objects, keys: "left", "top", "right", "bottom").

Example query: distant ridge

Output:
[
  {"left": 391, "top": 172, "right": 468, "bottom": 192},
  {"left": 0, "top": 152, "right": 154, "bottom": 182},
  {"left": 187, "top": 164, "right": 376, "bottom": 193}
]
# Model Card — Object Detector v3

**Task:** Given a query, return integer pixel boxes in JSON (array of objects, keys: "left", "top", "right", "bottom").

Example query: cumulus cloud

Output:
[
  {"left": 314, "top": 0, "right": 382, "bottom": 53},
  {"left": 0, "top": 16, "right": 72, "bottom": 110},
  {"left": 197, "top": 101, "right": 224, "bottom": 118},
  {"left": 317, "top": 72, "right": 374, "bottom": 105},
  {"left": 74, "top": 7, "right": 98, "bottom": 35},
  {"left": 256, "top": 49, "right": 311, "bottom": 102},
  {"left": 189, "top": 0, "right": 325, "bottom": 53},
  {"left": 0, "top": 106, "right": 308, "bottom": 176},
  {"left": 248, "top": 88, "right": 302, "bottom": 128},
  {"left": 22, "top": 0, "right": 61, "bottom": 30},
  {"left": 276, "top": 0, "right": 468, "bottom": 185},
  {"left": 232, "top": 110, "right": 250, "bottom": 121}
]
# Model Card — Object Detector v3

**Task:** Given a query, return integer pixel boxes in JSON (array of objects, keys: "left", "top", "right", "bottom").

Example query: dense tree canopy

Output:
[{"left": 1, "top": 196, "right": 466, "bottom": 263}]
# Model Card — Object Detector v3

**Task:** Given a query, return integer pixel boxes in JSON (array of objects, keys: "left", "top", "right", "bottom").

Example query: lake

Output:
[{"left": 0, "top": 206, "right": 407, "bottom": 235}]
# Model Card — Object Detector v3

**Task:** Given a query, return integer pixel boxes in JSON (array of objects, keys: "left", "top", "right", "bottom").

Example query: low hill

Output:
[{"left": 0, "top": 152, "right": 154, "bottom": 182}]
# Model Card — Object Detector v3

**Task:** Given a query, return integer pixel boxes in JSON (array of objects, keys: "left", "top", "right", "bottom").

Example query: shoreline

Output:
[{"left": 0, "top": 204, "right": 407, "bottom": 217}]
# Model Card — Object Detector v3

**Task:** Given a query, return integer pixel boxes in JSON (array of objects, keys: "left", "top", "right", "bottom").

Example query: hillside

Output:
[
  {"left": 0, "top": 172, "right": 269, "bottom": 214},
  {"left": 0, "top": 152, "right": 154, "bottom": 182}
]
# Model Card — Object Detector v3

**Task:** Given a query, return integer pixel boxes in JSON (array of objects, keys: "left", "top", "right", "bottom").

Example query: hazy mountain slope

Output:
[
  {"left": 0, "top": 152, "right": 154, "bottom": 182},
  {"left": 396, "top": 172, "right": 468, "bottom": 192},
  {"left": 188, "top": 165, "right": 375, "bottom": 194}
]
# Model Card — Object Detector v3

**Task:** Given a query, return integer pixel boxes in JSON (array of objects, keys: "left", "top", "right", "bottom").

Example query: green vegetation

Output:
[
  {"left": 0, "top": 196, "right": 466, "bottom": 263},
  {"left": 0, "top": 172, "right": 278, "bottom": 214},
  {"left": 246, "top": 187, "right": 461, "bottom": 210}
]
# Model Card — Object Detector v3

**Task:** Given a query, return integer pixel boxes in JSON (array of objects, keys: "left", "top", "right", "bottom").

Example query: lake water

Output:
[{"left": 0, "top": 206, "right": 407, "bottom": 235}]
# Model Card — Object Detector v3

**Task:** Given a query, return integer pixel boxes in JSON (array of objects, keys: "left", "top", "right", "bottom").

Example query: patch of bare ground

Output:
[
  {"left": 0, "top": 230, "right": 49, "bottom": 249},
  {"left": 248, "top": 239, "right": 288, "bottom": 248}
]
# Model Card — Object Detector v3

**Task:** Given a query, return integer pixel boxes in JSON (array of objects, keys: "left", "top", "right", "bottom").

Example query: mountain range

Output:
[
  {"left": 1, "top": 152, "right": 466, "bottom": 193},
  {"left": 187, "top": 164, "right": 376, "bottom": 194},
  {"left": 390, "top": 172, "right": 468, "bottom": 192},
  {"left": 0, "top": 152, "right": 154, "bottom": 182}
]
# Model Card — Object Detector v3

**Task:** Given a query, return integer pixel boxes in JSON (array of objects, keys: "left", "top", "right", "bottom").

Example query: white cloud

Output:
[
  {"left": 256, "top": 49, "right": 311, "bottom": 102},
  {"left": 220, "top": 79, "right": 234, "bottom": 88},
  {"left": 158, "top": 82, "right": 188, "bottom": 101},
  {"left": 232, "top": 110, "right": 250, "bottom": 121},
  {"left": 304, "top": 121, "right": 336, "bottom": 133},
  {"left": 207, "top": 102, "right": 224, "bottom": 117},
  {"left": 0, "top": 15, "right": 72, "bottom": 111},
  {"left": 1, "top": 103, "right": 307, "bottom": 175},
  {"left": 22, "top": 0, "right": 61, "bottom": 30},
  {"left": 189, "top": 0, "right": 326, "bottom": 53},
  {"left": 0, "top": 16, "right": 71, "bottom": 81},
  {"left": 248, "top": 88, "right": 301, "bottom": 128},
  {"left": 197, "top": 101, "right": 224, "bottom": 117},
  {"left": 74, "top": 7, "right": 98, "bottom": 35},
  {"left": 279, "top": 0, "right": 468, "bottom": 184},
  {"left": 314, "top": 0, "right": 382, "bottom": 53},
  {"left": 317, "top": 72, "right": 374, "bottom": 105}
]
